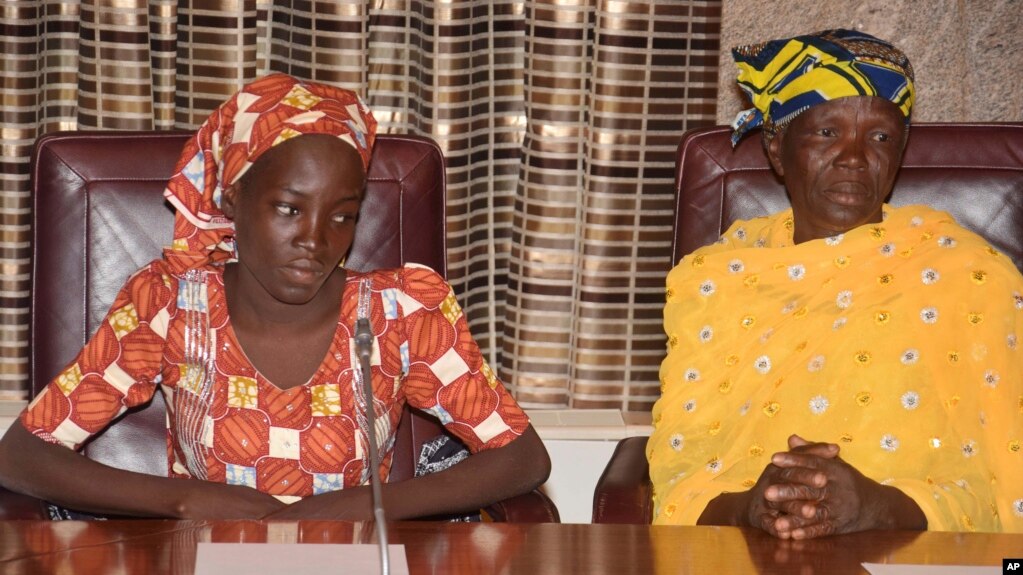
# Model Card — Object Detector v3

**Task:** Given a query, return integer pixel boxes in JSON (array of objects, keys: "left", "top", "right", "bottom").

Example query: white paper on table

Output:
[
  {"left": 862, "top": 563, "right": 1000, "bottom": 575},
  {"left": 194, "top": 543, "right": 409, "bottom": 575}
]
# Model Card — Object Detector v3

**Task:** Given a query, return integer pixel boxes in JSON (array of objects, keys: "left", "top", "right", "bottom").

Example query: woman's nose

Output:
[
  {"left": 294, "top": 219, "right": 325, "bottom": 250},
  {"left": 834, "top": 136, "right": 867, "bottom": 170}
]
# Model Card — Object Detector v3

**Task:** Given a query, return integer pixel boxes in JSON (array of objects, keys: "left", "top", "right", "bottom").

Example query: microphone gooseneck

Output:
[{"left": 355, "top": 317, "right": 389, "bottom": 575}]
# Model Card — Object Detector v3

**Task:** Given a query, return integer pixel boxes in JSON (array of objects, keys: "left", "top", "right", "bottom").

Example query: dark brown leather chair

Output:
[
  {"left": 1, "top": 130, "right": 558, "bottom": 522},
  {"left": 592, "top": 122, "right": 1023, "bottom": 524}
]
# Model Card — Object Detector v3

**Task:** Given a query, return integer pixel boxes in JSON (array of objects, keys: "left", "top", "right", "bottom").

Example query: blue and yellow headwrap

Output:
[{"left": 730, "top": 29, "right": 914, "bottom": 146}]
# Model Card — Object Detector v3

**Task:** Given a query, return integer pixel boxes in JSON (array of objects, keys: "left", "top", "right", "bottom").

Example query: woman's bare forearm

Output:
[
  {"left": 0, "top": 419, "right": 550, "bottom": 521},
  {"left": 872, "top": 484, "right": 927, "bottom": 531},
  {"left": 0, "top": 421, "right": 283, "bottom": 519},
  {"left": 267, "top": 424, "right": 552, "bottom": 520},
  {"left": 698, "top": 491, "right": 751, "bottom": 526},
  {"left": 385, "top": 424, "right": 550, "bottom": 518}
]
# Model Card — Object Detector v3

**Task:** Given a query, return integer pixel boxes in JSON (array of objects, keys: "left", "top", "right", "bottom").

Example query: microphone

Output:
[{"left": 355, "top": 317, "right": 390, "bottom": 575}]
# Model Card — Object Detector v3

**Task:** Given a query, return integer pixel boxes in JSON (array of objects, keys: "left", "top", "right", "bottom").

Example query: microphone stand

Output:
[{"left": 355, "top": 318, "right": 389, "bottom": 575}]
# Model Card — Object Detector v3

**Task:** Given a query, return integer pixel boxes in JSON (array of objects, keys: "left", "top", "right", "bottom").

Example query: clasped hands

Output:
[{"left": 743, "top": 434, "right": 901, "bottom": 540}]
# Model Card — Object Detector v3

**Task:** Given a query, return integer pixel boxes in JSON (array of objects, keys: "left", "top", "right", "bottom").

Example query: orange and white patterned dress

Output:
[{"left": 21, "top": 262, "right": 528, "bottom": 501}]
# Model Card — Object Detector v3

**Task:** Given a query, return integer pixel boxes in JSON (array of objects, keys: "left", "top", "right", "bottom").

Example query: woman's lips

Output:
[
  {"left": 281, "top": 261, "right": 324, "bottom": 283},
  {"left": 823, "top": 183, "right": 871, "bottom": 206}
]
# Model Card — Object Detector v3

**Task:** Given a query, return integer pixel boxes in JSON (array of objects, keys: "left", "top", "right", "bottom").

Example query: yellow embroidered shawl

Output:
[{"left": 649, "top": 205, "right": 1023, "bottom": 532}]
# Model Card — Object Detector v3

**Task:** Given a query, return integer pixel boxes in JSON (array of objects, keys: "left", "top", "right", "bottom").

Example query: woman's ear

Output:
[
  {"left": 220, "top": 183, "right": 240, "bottom": 219},
  {"left": 766, "top": 132, "right": 785, "bottom": 177}
]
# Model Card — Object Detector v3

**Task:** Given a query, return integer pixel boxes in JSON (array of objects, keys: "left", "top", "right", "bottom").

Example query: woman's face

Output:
[
  {"left": 767, "top": 96, "right": 907, "bottom": 244},
  {"left": 222, "top": 134, "right": 366, "bottom": 305}
]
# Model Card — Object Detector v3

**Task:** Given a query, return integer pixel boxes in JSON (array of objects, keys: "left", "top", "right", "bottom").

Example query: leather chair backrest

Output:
[
  {"left": 673, "top": 123, "right": 1023, "bottom": 271},
  {"left": 31, "top": 131, "right": 448, "bottom": 482}
]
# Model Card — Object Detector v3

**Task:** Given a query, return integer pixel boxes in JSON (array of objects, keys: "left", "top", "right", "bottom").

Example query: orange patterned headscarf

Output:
[{"left": 161, "top": 73, "right": 377, "bottom": 273}]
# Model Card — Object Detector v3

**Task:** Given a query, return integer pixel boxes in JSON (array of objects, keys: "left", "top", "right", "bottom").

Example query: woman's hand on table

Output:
[
  {"left": 175, "top": 483, "right": 287, "bottom": 520},
  {"left": 742, "top": 435, "right": 838, "bottom": 537},
  {"left": 696, "top": 435, "right": 835, "bottom": 533},
  {"left": 765, "top": 434, "right": 927, "bottom": 539},
  {"left": 259, "top": 487, "right": 374, "bottom": 521}
]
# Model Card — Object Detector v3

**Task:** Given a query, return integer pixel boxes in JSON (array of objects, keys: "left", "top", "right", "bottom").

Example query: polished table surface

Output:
[{"left": 1, "top": 519, "right": 1021, "bottom": 574}]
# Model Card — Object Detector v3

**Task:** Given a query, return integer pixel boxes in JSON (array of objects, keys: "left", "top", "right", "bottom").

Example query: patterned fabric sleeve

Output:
[
  {"left": 19, "top": 264, "right": 173, "bottom": 450},
  {"left": 397, "top": 264, "right": 530, "bottom": 453}
]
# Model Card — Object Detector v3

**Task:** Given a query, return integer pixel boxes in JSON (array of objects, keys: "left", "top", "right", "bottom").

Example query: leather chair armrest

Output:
[
  {"left": 591, "top": 436, "right": 652, "bottom": 524},
  {"left": 484, "top": 489, "right": 560, "bottom": 523},
  {"left": 0, "top": 484, "right": 48, "bottom": 520}
]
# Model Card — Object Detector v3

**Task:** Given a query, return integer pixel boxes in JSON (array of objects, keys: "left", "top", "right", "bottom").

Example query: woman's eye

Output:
[
  {"left": 817, "top": 128, "right": 836, "bottom": 137},
  {"left": 873, "top": 132, "right": 891, "bottom": 142},
  {"left": 275, "top": 204, "right": 298, "bottom": 216},
  {"left": 332, "top": 214, "right": 354, "bottom": 224}
]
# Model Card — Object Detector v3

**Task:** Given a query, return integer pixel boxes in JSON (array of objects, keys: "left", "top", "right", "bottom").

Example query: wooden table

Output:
[{"left": 1, "top": 520, "right": 1020, "bottom": 574}]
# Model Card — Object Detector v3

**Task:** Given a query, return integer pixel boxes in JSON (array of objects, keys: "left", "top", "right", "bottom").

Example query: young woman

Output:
[{"left": 0, "top": 74, "right": 550, "bottom": 520}]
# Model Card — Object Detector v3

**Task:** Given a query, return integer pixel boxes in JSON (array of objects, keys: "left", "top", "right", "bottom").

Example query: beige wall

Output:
[{"left": 716, "top": 0, "right": 1023, "bottom": 125}]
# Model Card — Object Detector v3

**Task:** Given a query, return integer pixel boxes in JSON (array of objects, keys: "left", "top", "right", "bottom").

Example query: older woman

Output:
[{"left": 648, "top": 30, "right": 1022, "bottom": 538}]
